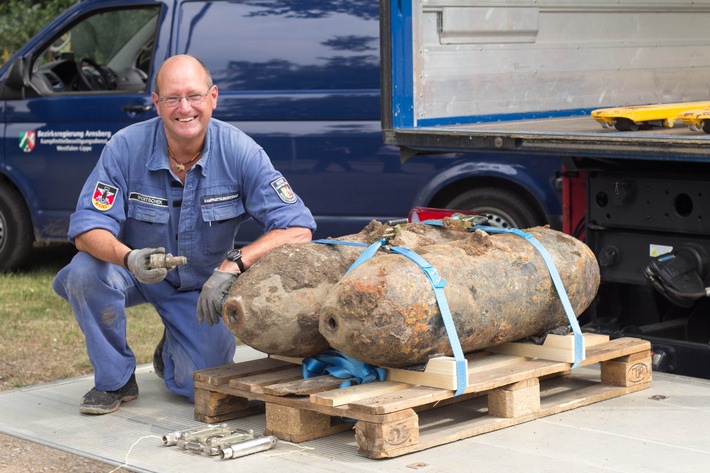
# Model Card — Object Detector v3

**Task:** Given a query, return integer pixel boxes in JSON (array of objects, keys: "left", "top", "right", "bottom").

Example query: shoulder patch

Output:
[
  {"left": 92, "top": 182, "right": 119, "bottom": 211},
  {"left": 270, "top": 177, "right": 297, "bottom": 204}
]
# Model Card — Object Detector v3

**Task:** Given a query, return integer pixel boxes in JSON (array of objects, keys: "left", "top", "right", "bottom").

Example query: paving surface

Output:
[{"left": 1, "top": 346, "right": 709, "bottom": 473}]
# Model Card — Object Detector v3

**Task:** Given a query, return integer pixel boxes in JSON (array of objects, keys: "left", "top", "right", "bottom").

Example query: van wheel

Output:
[
  {"left": 442, "top": 187, "right": 544, "bottom": 229},
  {"left": 0, "top": 185, "right": 33, "bottom": 272}
]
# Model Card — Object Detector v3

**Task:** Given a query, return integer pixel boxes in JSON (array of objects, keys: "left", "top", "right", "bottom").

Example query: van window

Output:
[
  {"left": 177, "top": 1, "right": 380, "bottom": 92},
  {"left": 31, "top": 7, "right": 160, "bottom": 94}
]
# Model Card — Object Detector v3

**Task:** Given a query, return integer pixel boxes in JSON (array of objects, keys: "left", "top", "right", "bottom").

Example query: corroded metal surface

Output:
[
  {"left": 222, "top": 222, "right": 469, "bottom": 358},
  {"left": 318, "top": 227, "right": 600, "bottom": 368}
]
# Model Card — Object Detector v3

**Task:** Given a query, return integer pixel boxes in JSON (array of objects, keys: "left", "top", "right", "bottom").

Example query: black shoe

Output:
[
  {"left": 154, "top": 328, "right": 166, "bottom": 379},
  {"left": 80, "top": 373, "right": 139, "bottom": 415}
]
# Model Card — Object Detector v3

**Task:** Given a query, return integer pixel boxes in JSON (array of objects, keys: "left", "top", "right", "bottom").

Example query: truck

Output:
[
  {"left": 379, "top": 0, "right": 710, "bottom": 380},
  {"left": 0, "top": 0, "right": 563, "bottom": 272}
]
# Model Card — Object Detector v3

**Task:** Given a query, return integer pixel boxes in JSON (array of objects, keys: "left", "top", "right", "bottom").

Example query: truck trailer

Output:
[{"left": 379, "top": 0, "right": 710, "bottom": 380}]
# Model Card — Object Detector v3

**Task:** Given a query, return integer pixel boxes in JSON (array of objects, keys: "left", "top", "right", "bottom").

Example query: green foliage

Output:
[
  {"left": 0, "top": 0, "right": 79, "bottom": 64},
  {"left": 0, "top": 243, "right": 164, "bottom": 389}
]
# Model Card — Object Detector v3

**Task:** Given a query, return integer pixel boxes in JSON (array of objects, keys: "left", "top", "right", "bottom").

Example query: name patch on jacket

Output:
[
  {"left": 201, "top": 193, "right": 240, "bottom": 205},
  {"left": 129, "top": 192, "right": 168, "bottom": 207},
  {"left": 92, "top": 182, "right": 118, "bottom": 211},
  {"left": 270, "top": 177, "right": 297, "bottom": 204}
]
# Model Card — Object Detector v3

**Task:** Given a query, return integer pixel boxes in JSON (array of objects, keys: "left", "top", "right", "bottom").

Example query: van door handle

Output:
[{"left": 122, "top": 104, "right": 154, "bottom": 114}]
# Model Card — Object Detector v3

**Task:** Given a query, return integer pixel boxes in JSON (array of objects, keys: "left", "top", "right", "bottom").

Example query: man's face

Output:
[{"left": 152, "top": 57, "right": 218, "bottom": 145}]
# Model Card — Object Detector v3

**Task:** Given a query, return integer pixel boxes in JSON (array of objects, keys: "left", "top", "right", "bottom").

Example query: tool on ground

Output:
[
  {"left": 219, "top": 435, "right": 278, "bottom": 460},
  {"left": 162, "top": 424, "right": 277, "bottom": 460},
  {"left": 162, "top": 423, "right": 230, "bottom": 446}
]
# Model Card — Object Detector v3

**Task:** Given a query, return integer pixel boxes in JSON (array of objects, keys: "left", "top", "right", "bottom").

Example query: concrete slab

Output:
[{"left": 1, "top": 346, "right": 708, "bottom": 472}]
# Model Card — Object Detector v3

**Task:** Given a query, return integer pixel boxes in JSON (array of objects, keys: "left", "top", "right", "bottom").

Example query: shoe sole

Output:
[{"left": 79, "top": 394, "right": 138, "bottom": 415}]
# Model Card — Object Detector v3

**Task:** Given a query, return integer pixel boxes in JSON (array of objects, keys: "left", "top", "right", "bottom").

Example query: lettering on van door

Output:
[{"left": 21, "top": 129, "right": 113, "bottom": 153}]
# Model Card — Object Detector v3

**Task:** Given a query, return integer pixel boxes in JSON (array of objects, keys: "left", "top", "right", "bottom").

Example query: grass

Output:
[{"left": 0, "top": 243, "right": 164, "bottom": 390}]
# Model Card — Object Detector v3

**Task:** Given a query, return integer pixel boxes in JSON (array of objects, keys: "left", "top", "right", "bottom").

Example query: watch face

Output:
[{"left": 227, "top": 249, "right": 242, "bottom": 261}]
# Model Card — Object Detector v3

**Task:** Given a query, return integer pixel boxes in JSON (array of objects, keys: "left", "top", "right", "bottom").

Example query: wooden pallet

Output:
[{"left": 193, "top": 336, "right": 652, "bottom": 459}]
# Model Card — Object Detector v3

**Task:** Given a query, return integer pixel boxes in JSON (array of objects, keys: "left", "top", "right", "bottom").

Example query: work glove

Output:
[
  {"left": 197, "top": 269, "right": 240, "bottom": 326},
  {"left": 125, "top": 247, "right": 168, "bottom": 284}
]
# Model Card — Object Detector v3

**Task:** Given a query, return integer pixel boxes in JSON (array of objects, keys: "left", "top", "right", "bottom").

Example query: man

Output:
[{"left": 53, "top": 55, "right": 316, "bottom": 415}]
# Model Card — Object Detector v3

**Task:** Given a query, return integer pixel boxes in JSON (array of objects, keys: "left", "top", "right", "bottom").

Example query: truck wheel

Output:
[
  {"left": 0, "top": 185, "right": 33, "bottom": 272},
  {"left": 443, "top": 187, "right": 544, "bottom": 229}
]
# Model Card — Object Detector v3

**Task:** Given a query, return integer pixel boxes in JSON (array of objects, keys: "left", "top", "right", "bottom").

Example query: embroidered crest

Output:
[
  {"left": 19, "top": 131, "right": 36, "bottom": 153},
  {"left": 270, "top": 177, "right": 297, "bottom": 204},
  {"left": 92, "top": 182, "right": 119, "bottom": 211}
]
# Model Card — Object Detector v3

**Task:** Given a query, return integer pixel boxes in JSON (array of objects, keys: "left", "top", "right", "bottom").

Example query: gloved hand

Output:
[
  {"left": 125, "top": 247, "right": 168, "bottom": 284},
  {"left": 197, "top": 269, "right": 240, "bottom": 326}
]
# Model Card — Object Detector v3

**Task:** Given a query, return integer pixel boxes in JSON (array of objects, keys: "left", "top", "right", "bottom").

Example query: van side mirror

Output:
[{"left": 4, "top": 57, "right": 29, "bottom": 98}]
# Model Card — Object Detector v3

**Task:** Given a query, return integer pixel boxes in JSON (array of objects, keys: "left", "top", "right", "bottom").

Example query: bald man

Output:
[{"left": 53, "top": 55, "right": 315, "bottom": 414}]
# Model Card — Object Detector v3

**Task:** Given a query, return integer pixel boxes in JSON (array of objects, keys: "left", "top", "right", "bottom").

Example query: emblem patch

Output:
[
  {"left": 270, "top": 177, "right": 297, "bottom": 204},
  {"left": 92, "top": 182, "right": 119, "bottom": 211},
  {"left": 19, "top": 131, "right": 36, "bottom": 153}
]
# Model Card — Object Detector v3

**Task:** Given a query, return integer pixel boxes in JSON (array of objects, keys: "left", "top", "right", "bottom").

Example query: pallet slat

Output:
[{"left": 193, "top": 337, "right": 652, "bottom": 459}]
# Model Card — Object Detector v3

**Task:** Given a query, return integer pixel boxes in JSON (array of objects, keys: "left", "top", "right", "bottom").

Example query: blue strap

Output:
[
  {"left": 421, "top": 220, "right": 584, "bottom": 368},
  {"left": 389, "top": 246, "right": 468, "bottom": 396},
  {"left": 302, "top": 350, "right": 387, "bottom": 388},
  {"left": 311, "top": 238, "right": 386, "bottom": 275}
]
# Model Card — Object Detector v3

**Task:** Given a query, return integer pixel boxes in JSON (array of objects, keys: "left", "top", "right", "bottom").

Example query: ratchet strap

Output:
[
  {"left": 421, "top": 220, "right": 585, "bottom": 368},
  {"left": 313, "top": 237, "right": 469, "bottom": 395},
  {"left": 302, "top": 349, "right": 387, "bottom": 388}
]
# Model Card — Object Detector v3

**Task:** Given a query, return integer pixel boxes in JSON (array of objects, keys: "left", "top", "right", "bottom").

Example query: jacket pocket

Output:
[
  {"left": 123, "top": 200, "right": 170, "bottom": 249},
  {"left": 201, "top": 199, "right": 245, "bottom": 254}
]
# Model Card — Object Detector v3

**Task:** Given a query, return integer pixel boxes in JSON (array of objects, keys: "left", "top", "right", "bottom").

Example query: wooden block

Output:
[
  {"left": 229, "top": 366, "right": 303, "bottom": 393},
  {"left": 193, "top": 358, "right": 295, "bottom": 386},
  {"left": 193, "top": 388, "right": 259, "bottom": 423},
  {"left": 488, "top": 378, "right": 541, "bottom": 418},
  {"left": 355, "top": 410, "right": 419, "bottom": 459},
  {"left": 386, "top": 353, "right": 527, "bottom": 390},
  {"left": 264, "top": 404, "right": 352, "bottom": 442},
  {"left": 601, "top": 356, "right": 653, "bottom": 387},
  {"left": 488, "top": 333, "right": 610, "bottom": 363}
]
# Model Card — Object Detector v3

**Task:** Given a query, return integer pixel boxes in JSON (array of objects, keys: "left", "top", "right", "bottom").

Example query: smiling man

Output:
[{"left": 53, "top": 55, "right": 315, "bottom": 415}]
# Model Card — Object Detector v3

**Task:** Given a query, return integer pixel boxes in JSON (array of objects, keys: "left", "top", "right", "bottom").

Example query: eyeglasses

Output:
[{"left": 157, "top": 88, "right": 211, "bottom": 107}]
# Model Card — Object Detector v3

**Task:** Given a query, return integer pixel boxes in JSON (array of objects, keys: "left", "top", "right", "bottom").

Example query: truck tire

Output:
[
  {"left": 0, "top": 185, "right": 33, "bottom": 272},
  {"left": 443, "top": 187, "right": 544, "bottom": 229}
]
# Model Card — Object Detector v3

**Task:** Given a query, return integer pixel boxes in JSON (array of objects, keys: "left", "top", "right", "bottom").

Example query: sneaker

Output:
[
  {"left": 80, "top": 373, "right": 139, "bottom": 415},
  {"left": 154, "top": 328, "right": 166, "bottom": 379}
]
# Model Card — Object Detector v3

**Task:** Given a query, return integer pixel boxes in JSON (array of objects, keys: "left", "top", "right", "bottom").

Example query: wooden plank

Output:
[
  {"left": 581, "top": 338, "right": 651, "bottom": 366},
  {"left": 262, "top": 375, "right": 344, "bottom": 396},
  {"left": 193, "top": 358, "right": 295, "bottom": 386},
  {"left": 310, "top": 381, "right": 413, "bottom": 407},
  {"left": 229, "top": 366, "right": 304, "bottom": 393}
]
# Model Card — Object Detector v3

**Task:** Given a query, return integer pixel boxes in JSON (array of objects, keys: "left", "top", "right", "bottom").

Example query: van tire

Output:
[
  {"left": 0, "top": 185, "right": 33, "bottom": 272},
  {"left": 443, "top": 187, "right": 544, "bottom": 229}
]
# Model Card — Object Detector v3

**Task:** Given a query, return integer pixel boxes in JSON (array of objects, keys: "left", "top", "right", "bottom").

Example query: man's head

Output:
[{"left": 152, "top": 55, "right": 218, "bottom": 147}]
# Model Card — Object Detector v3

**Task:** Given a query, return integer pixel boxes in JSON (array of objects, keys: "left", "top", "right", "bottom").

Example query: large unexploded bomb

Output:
[
  {"left": 318, "top": 226, "right": 600, "bottom": 368},
  {"left": 222, "top": 221, "right": 470, "bottom": 357}
]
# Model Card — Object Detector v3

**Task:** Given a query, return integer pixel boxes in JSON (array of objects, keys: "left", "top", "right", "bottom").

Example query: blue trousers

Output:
[{"left": 53, "top": 251, "right": 236, "bottom": 402}]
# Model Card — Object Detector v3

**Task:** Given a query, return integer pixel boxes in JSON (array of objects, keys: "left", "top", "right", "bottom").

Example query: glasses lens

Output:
[
  {"left": 187, "top": 93, "right": 206, "bottom": 104},
  {"left": 160, "top": 91, "right": 207, "bottom": 107}
]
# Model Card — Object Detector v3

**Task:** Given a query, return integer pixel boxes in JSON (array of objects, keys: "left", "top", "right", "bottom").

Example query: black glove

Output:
[
  {"left": 125, "top": 247, "right": 168, "bottom": 284},
  {"left": 197, "top": 269, "right": 239, "bottom": 326}
]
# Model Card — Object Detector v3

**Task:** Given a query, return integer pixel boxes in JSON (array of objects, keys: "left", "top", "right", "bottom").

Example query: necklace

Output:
[{"left": 168, "top": 146, "right": 201, "bottom": 173}]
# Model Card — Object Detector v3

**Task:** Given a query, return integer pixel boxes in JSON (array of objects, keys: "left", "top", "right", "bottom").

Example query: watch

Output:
[{"left": 226, "top": 248, "right": 245, "bottom": 273}]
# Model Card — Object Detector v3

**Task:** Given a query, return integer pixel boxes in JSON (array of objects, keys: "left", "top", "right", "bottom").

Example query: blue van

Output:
[{"left": 0, "top": 0, "right": 561, "bottom": 271}]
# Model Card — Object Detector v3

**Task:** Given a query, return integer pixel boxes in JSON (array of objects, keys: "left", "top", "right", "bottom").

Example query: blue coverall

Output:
[{"left": 53, "top": 117, "right": 316, "bottom": 401}]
